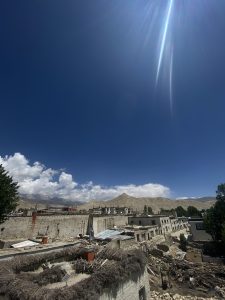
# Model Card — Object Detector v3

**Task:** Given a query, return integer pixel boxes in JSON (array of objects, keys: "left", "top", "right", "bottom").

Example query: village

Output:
[
  {"left": 0, "top": 204, "right": 224, "bottom": 300},
  {"left": 1, "top": 0, "right": 225, "bottom": 298}
]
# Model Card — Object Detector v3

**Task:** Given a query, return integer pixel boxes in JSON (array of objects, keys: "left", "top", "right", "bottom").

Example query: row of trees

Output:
[
  {"left": 160, "top": 206, "right": 203, "bottom": 218},
  {"left": 204, "top": 184, "right": 225, "bottom": 243},
  {"left": 144, "top": 205, "right": 203, "bottom": 217},
  {"left": 143, "top": 205, "right": 153, "bottom": 215}
]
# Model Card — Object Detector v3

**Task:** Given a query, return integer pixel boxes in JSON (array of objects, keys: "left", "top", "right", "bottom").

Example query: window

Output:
[
  {"left": 151, "top": 220, "right": 156, "bottom": 225},
  {"left": 139, "top": 286, "right": 146, "bottom": 300},
  {"left": 139, "top": 220, "right": 142, "bottom": 225},
  {"left": 137, "top": 234, "right": 140, "bottom": 242}
]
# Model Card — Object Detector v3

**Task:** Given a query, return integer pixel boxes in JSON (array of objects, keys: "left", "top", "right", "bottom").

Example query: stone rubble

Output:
[
  {"left": 151, "top": 291, "right": 219, "bottom": 300},
  {"left": 146, "top": 243, "right": 225, "bottom": 300}
]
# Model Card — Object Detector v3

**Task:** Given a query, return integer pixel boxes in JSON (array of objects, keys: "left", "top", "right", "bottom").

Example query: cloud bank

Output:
[{"left": 0, "top": 153, "right": 171, "bottom": 202}]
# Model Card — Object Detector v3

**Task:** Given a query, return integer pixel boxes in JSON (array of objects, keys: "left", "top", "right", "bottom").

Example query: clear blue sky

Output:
[{"left": 0, "top": 0, "right": 225, "bottom": 199}]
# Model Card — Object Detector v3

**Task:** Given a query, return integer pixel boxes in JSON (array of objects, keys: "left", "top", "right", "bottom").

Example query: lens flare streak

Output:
[
  {"left": 169, "top": 47, "right": 173, "bottom": 115},
  {"left": 156, "top": 0, "right": 174, "bottom": 84}
]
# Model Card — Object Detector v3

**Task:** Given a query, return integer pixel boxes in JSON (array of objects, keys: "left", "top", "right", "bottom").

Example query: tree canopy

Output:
[
  {"left": 204, "top": 184, "right": 225, "bottom": 241},
  {"left": 179, "top": 233, "right": 187, "bottom": 252},
  {"left": 143, "top": 205, "right": 153, "bottom": 215},
  {"left": 187, "top": 206, "right": 202, "bottom": 217},
  {"left": 0, "top": 164, "right": 19, "bottom": 223},
  {"left": 174, "top": 206, "right": 202, "bottom": 218}
]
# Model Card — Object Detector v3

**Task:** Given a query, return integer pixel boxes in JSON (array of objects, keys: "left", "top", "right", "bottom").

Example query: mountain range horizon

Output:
[{"left": 18, "top": 192, "right": 216, "bottom": 213}]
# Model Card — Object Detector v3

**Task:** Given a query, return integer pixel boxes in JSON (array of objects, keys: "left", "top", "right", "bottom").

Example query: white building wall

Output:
[{"left": 99, "top": 269, "right": 150, "bottom": 300}]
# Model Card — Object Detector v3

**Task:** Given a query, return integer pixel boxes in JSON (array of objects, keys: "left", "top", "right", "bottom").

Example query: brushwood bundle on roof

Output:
[
  {"left": 0, "top": 246, "right": 147, "bottom": 300},
  {"left": 0, "top": 248, "right": 146, "bottom": 300},
  {"left": 18, "top": 266, "right": 66, "bottom": 286}
]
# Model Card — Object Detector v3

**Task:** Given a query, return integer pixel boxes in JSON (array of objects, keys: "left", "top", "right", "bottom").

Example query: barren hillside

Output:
[{"left": 77, "top": 193, "right": 216, "bottom": 213}]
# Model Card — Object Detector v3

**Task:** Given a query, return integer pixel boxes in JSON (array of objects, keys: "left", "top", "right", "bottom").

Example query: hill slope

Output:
[{"left": 77, "top": 193, "right": 216, "bottom": 213}]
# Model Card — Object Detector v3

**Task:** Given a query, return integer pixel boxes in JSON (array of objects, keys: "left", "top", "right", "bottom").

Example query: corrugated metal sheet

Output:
[
  {"left": 94, "top": 229, "right": 122, "bottom": 240},
  {"left": 11, "top": 240, "right": 39, "bottom": 248}
]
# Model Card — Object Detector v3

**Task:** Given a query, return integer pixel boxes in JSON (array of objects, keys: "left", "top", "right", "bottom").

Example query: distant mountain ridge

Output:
[
  {"left": 77, "top": 193, "right": 216, "bottom": 213},
  {"left": 18, "top": 194, "right": 84, "bottom": 209},
  {"left": 18, "top": 193, "right": 216, "bottom": 212},
  {"left": 181, "top": 196, "right": 216, "bottom": 203}
]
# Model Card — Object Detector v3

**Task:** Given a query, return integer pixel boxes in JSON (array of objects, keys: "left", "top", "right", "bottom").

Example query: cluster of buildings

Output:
[
  {"left": 0, "top": 206, "right": 214, "bottom": 300},
  {"left": 91, "top": 214, "right": 212, "bottom": 245},
  {"left": 125, "top": 215, "right": 212, "bottom": 243},
  {"left": 92, "top": 215, "right": 189, "bottom": 245},
  {"left": 17, "top": 206, "right": 133, "bottom": 217},
  {"left": 89, "top": 206, "right": 133, "bottom": 215}
]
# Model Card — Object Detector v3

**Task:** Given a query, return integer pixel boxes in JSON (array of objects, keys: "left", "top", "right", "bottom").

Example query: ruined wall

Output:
[
  {"left": 147, "top": 235, "right": 166, "bottom": 247},
  {"left": 0, "top": 215, "right": 128, "bottom": 240},
  {"left": 99, "top": 269, "right": 150, "bottom": 300},
  {"left": 107, "top": 239, "right": 139, "bottom": 250},
  {"left": 92, "top": 216, "right": 128, "bottom": 234},
  {"left": 0, "top": 215, "right": 89, "bottom": 240}
]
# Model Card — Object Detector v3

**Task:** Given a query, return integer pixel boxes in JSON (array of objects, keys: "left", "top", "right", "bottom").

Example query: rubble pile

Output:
[
  {"left": 169, "top": 259, "right": 225, "bottom": 292},
  {"left": 150, "top": 291, "right": 219, "bottom": 300},
  {"left": 147, "top": 247, "right": 225, "bottom": 299}
]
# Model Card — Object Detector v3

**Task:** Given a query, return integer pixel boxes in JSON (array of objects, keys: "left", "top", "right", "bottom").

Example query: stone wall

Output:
[
  {"left": 107, "top": 239, "right": 139, "bottom": 250},
  {"left": 92, "top": 216, "right": 128, "bottom": 234},
  {"left": 128, "top": 216, "right": 172, "bottom": 234},
  {"left": 0, "top": 215, "right": 129, "bottom": 240},
  {"left": 99, "top": 269, "right": 150, "bottom": 300},
  {"left": 0, "top": 215, "right": 89, "bottom": 240}
]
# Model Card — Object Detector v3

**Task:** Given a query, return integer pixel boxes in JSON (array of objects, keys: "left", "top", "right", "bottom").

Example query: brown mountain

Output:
[{"left": 77, "top": 193, "right": 216, "bottom": 213}]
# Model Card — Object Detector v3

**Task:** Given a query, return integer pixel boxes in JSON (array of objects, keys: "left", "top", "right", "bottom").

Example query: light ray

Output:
[
  {"left": 169, "top": 47, "right": 174, "bottom": 116},
  {"left": 156, "top": 0, "right": 174, "bottom": 84}
]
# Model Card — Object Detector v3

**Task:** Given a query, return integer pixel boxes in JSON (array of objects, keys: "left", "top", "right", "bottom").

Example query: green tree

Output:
[
  {"left": 179, "top": 233, "right": 187, "bottom": 251},
  {"left": 175, "top": 206, "right": 187, "bottom": 217},
  {"left": 0, "top": 165, "right": 19, "bottom": 223},
  {"left": 143, "top": 205, "right": 147, "bottom": 215},
  {"left": 147, "top": 206, "right": 153, "bottom": 214},
  {"left": 204, "top": 184, "right": 225, "bottom": 241},
  {"left": 160, "top": 208, "right": 176, "bottom": 216},
  {"left": 187, "top": 206, "right": 201, "bottom": 217}
]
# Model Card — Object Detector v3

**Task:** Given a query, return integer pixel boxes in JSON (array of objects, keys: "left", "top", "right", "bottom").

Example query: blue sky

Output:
[{"left": 0, "top": 0, "right": 225, "bottom": 200}]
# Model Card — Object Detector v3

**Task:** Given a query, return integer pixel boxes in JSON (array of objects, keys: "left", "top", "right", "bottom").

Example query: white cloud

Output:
[
  {"left": 0, "top": 153, "right": 171, "bottom": 202},
  {"left": 176, "top": 197, "right": 200, "bottom": 200}
]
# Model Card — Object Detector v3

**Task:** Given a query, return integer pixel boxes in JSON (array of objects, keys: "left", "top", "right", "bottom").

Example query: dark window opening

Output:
[{"left": 139, "top": 286, "right": 146, "bottom": 300}]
